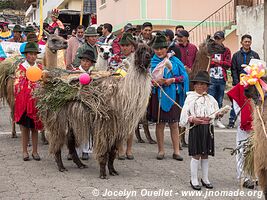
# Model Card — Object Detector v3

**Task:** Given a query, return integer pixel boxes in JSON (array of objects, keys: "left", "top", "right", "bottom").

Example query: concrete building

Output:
[
  {"left": 96, "top": 0, "right": 264, "bottom": 53},
  {"left": 25, "top": 0, "right": 96, "bottom": 24}
]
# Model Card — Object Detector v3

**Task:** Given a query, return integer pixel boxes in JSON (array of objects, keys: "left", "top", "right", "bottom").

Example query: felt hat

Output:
[
  {"left": 13, "top": 25, "right": 22, "bottom": 32},
  {"left": 78, "top": 49, "right": 96, "bottom": 63},
  {"left": 21, "top": 42, "right": 40, "bottom": 54},
  {"left": 119, "top": 32, "right": 136, "bottom": 46},
  {"left": 191, "top": 71, "right": 211, "bottom": 85},
  {"left": 151, "top": 34, "right": 168, "bottom": 49},
  {"left": 26, "top": 33, "right": 38, "bottom": 42},
  {"left": 24, "top": 26, "right": 35, "bottom": 33},
  {"left": 84, "top": 26, "right": 99, "bottom": 37}
]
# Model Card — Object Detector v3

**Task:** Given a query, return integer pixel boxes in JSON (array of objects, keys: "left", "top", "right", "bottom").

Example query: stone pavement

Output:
[{"left": 0, "top": 104, "right": 264, "bottom": 200}]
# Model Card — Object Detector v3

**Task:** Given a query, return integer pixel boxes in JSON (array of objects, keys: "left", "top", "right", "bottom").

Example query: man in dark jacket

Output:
[
  {"left": 227, "top": 34, "right": 260, "bottom": 128},
  {"left": 231, "top": 34, "right": 260, "bottom": 85}
]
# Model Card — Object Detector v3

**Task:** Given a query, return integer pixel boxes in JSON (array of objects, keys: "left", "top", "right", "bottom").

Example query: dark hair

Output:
[
  {"left": 97, "top": 25, "right": 103, "bottom": 36},
  {"left": 103, "top": 23, "right": 113, "bottom": 33},
  {"left": 175, "top": 25, "right": 184, "bottom": 31},
  {"left": 76, "top": 25, "right": 84, "bottom": 31},
  {"left": 142, "top": 22, "right": 152, "bottom": 30},
  {"left": 241, "top": 34, "right": 252, "bottom": 41}
]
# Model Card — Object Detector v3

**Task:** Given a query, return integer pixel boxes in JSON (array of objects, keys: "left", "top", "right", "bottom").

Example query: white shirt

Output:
[
  {"left": 21, "top": 60, "right": 37, "bottom": 70},
  {"left": 179, "top": 91, "right": 219, "bottom": 127}
]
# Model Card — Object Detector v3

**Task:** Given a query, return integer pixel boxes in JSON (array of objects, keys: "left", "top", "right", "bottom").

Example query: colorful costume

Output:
[
  {"left": 148, "top": 54, "right": 189, "bottom": 123},
  {"left": 14, "top": 61, "right": 43, "bottom": 130}
]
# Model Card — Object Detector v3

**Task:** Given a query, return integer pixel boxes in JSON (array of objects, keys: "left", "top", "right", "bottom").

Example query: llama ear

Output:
[{"left": 44, "top": 30, "right": 50, "bottom": 38}]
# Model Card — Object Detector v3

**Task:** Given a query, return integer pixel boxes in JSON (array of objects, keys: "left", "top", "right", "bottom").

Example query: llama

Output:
[
  {"left": 95, "top": 43, "right": 113, "bottom": 71},
  {"left": 244, "top": 81, "right": 267, "bottom": 200},
  {"left": 190, "top": 35, "right": 226, "bottom": 89},
  {"left": 37, "top": 44, "right": 152, "bottom": 178},
  {"left": 42, "top": 32, "right": 68, "bottom": 69},
  {"left": 0, "top": 34, "right": 68, "bottom": 138}
]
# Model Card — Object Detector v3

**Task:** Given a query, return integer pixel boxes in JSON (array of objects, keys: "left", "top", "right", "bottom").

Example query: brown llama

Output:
[
  {"left": 244, "top": 79, "right": 267, "bottom": 200},
  {"left": 36, "top": 44, "right": 152, "bottom": 179}
]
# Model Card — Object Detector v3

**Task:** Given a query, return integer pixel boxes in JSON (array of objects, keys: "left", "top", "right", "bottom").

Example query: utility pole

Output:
[{"left": 80, "top": 0, "right": 84, "bottom": 25}]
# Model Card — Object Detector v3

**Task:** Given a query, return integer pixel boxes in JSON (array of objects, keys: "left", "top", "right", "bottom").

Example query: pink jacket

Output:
[{"left": 66, "top": 36, "right": 84, "bottom": 66}]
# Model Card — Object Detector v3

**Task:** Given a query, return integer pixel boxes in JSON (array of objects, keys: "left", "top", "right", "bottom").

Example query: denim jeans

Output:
[{"left": 208, "top": 78, "right": 226, "bottom": 108}]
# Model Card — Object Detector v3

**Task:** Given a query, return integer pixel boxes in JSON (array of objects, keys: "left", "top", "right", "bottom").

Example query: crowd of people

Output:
[{"left": 0, "top": 9, "right": 262, "bottom": 191}]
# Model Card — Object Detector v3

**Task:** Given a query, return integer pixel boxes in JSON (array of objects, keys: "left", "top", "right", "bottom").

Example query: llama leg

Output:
[
  {"left": 55, "top": 149, "right": 68, "bottom": 172},
  {"left": 40, "top": 130, "right": 48, "bottom": 145},
  {"left": 108, "top": 145, "right": 119, "bottom": 176},
  {"left": 180, "top": 126, "right": 188, "bottom": 147},
  {"left": 258, "top": 169, "right": 267, "bottom": 200},
  {"left": 135, "top": 125, "right": 145, "bottom": 143},
  {"left": 67, "top": 130, "right": 87, "bottom": 169},
  {"left": 143, "top": 120, "right": 156, "bottom": 144},
  {"left": 99, "top": 153, "right": 108, "bottom": 179}
]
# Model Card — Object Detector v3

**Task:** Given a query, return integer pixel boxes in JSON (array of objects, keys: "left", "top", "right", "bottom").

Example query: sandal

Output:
[
  {"left": 23, "top": 153, "right": 30, "bottom": 161},
  {"left": 32, "top": 153, "right": 41, "bottom": 161}
]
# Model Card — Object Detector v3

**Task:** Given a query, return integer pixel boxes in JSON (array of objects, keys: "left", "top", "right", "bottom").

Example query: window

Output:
[{"left": 101, "top": 0, "right": 106, "bottom": 5}]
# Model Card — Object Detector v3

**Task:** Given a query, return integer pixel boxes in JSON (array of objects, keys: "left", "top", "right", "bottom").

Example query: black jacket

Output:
[{"left": 231, "top": 48, "right": 260, "bottom": 86}]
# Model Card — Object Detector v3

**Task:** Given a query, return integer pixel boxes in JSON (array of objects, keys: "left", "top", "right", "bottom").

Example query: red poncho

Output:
[
  {"left": 14, "top": 62, "right": 43, "bottom": 130},
  {"left": 227, "top": 83, "right": 253, "bottom": 131}
]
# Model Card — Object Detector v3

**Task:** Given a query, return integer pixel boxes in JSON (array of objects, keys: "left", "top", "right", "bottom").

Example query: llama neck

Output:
[
  {"left": 117, "top": 65, "right": 151, "bottom": 131},
  {"left": 44, "top": 46, "right": 58, "bottom": 69}
]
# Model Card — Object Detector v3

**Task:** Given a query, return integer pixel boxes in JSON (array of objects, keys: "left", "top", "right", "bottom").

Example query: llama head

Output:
[
  {"left": 45, "top": 31, "right": 68, "bottom": 52},
  {"left": 199, "top": 35, "right": 226, "bottom": 56},
  {"left": 97, "top": 43, "right": 113, "bottom": 60},
  {"left": 134, "top": 43, "right": 152, "bottom": 71}
]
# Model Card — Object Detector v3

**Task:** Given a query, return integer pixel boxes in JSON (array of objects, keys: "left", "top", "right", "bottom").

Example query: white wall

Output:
[{"left": 236, "top": 4, "right": 264, "bottom": 59}]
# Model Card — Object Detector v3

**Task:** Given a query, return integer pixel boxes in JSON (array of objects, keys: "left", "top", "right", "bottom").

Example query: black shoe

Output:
[
  {"left": 156, "top": 153, "right": 165, "bottom": 160},
  {"left": 67, "top": 154, "right": 72, "bottom": 160},
  {"left": 23, "top": 153, "right": 30, "bottom": 161},
  {"left": 227, "top": 122, "right": 235, "bottom": 129},
  {"left": 81, "top": 152, "right": 89, "bottom": 160},
  {"left": 126, "top": 154, "right": 134, "bottom": 160},
  {"left": 190, "top": 181, "right": 201, "bottom": 190},
  {"left": 201, "top": 179, "right": 213, "bottom": 189},
  {"left": 118, "top": 155, "right": 126, "bottom": 160},
  {"left": 172, "top": 154, "right": 183, "bottom": 161},
  {"left": 243, "top": 180, "right": 255, "bottom": 189},
  {"left": 32, "top": 154, "right": 41, "bottom": 161}
]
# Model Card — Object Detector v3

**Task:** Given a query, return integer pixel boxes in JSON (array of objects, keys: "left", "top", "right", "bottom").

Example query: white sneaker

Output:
[{"left": 216, "top": 120, "right": 225, "bottom": 129}]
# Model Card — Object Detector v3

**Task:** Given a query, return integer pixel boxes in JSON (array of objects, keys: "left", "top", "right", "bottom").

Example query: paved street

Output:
[{"left": 0, "top": 103, "right": 264, "bottom": 200}]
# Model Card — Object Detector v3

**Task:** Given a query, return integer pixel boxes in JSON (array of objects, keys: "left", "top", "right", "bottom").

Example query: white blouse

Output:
[{"left": 179, "top": 91, "right": 219, "bottom": 127}]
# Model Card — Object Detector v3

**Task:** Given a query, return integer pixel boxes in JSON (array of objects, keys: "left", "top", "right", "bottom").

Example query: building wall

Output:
[
  {"left": 224, "top": 29, "right": 239, "bottom": 55},
  {"left": 97, "top": 0, "right": 231, "bottom": 31},
  {"left": 97, "top": 0, "right": 140, "bottom": 25},
  {"left": 236, "top": 4, "right": 264, "bottom": 58}
]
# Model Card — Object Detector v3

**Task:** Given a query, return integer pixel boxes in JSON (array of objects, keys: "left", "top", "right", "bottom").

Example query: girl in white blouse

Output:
[{"left": 180, "top": 71, "right": 222, "bottom": 190}]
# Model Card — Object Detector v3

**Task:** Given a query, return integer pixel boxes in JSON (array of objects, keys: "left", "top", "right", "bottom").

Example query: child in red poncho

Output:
[{"left": 14, "top": 42, "right": 43, "bottom": 161}]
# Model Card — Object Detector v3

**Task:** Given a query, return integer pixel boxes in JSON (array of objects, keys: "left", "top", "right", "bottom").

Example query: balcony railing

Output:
[{"left": 188, "top": 0, "right": 264, "bottom": 46}]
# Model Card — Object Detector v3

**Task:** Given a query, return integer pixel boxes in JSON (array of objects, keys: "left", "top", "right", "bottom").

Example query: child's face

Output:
[
  {"left": 25, "top": 52, "right": 37, "bottom": 64},
  {"left": 81, "top": 58, "right": 93, "bottom": 71},
  {"left": 194, "top": 82, "right": 208, "bottom": 94}
]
